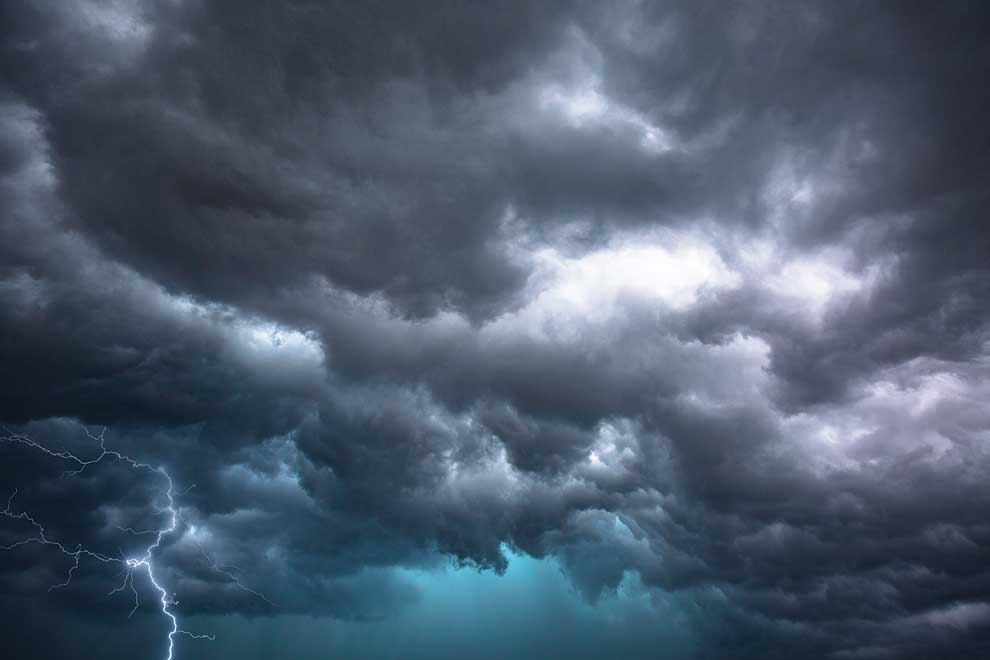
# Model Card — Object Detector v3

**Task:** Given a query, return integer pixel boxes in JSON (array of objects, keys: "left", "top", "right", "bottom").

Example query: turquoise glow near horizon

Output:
[{"left": 182, "top": 547, "right": 712, "bottom": 660}]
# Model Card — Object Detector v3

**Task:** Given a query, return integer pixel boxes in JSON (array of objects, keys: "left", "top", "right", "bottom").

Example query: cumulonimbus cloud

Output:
[{"left": 2, "top": 1, "right": 989, "bottom": 658}]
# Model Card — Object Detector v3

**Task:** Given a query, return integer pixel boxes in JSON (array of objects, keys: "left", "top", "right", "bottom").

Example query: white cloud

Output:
[
  {"left": 494, "top": 230, "right": 741, "bottom": 341},
  {"left": 538, "top": 82, "right": 675, "bottom": 154}
]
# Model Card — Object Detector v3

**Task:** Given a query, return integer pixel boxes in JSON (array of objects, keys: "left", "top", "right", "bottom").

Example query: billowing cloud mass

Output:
[{"left": 2, "top": 1, "right": 990, "bottom": 658}]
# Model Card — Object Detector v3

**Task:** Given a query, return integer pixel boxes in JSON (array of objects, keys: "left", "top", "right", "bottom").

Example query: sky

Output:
[{"left": 1, "top": 1, "right": 989, "bottom": 658}]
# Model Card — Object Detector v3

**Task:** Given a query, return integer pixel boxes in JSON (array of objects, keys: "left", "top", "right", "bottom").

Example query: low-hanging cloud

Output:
[{"left": 2, "top": 1, "right": 990, "bottom": 658}]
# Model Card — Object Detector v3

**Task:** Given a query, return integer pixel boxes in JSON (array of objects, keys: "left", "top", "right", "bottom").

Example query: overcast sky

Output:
[{"left": 2, "top": 1, "right": 990, "bottom": 659}]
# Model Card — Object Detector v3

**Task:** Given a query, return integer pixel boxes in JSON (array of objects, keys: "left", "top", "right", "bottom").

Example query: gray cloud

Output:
[{"left": 2, "top": 1, "right": 990, "bottom": 658}]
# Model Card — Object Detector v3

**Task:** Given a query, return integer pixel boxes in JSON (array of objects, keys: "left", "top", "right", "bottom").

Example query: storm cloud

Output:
[{"left": 2, "top": 1, "right": 990, "bottom": 658}]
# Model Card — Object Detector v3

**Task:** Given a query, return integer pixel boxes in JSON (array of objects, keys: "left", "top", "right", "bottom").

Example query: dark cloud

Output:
[{"left": 2, "top": 1, "right": 990, "bottom": 658}]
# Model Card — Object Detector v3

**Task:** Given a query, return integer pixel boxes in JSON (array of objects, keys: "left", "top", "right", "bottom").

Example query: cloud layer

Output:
[{"left": 2, "top": 1, "right": 990, "bottom": 658}]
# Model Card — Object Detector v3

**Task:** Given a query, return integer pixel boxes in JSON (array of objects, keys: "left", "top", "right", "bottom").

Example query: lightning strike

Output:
[
  {"left": 0, "top": 427, "right": 267, "bottom": 660},
  {"left": 196, "top": 540, "right": 278, "bottom": 609}
]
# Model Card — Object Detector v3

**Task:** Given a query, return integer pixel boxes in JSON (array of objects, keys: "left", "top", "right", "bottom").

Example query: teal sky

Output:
[{"left": 182, "top": 548, "right": 711, "bottom": 660}]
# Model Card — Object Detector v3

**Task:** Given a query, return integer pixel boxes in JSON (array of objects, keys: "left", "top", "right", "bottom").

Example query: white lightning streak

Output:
[
  {"left": 195, "top": 540, "right": 278, "bottom": 609},
  {"left": 0, "top": 428, "right": 243, "bottom": 660}
]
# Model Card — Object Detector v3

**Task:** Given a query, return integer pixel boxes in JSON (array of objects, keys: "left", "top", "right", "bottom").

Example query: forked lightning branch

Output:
[{"left": 0, "top": 428, "right": 271, "bottom": 660}]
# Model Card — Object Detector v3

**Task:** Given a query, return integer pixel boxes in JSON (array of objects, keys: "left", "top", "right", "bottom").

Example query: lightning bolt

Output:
[
  {"left": 196, "top": 540, "right": 278, "bottom": 609},
  {"left": 0, "top": 427, "right": 269, "bottom": 659}
]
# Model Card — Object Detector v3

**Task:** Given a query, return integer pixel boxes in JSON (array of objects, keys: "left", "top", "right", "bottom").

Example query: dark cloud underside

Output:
[{"left": 2, "top": 1, "right": 990, "bottom": 658}]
